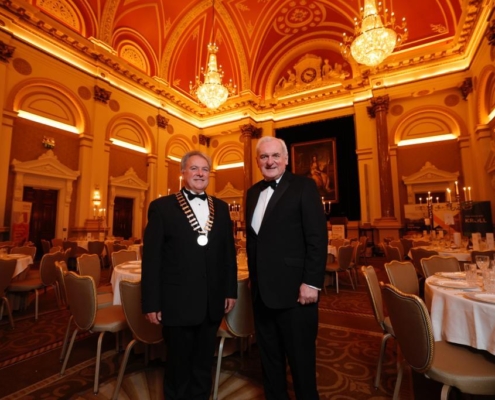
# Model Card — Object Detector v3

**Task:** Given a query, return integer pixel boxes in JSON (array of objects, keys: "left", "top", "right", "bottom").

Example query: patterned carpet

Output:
[{"left": 0, "top": 259, "right": 416, "bottom": 400}]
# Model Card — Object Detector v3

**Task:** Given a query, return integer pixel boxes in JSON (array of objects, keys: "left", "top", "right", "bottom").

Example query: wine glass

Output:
[{"left": 475, "top": 255, "right": 490, "bottom": 276}]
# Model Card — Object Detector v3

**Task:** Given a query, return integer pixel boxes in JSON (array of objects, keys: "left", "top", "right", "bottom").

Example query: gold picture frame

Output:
[{"left": 291, "top": 138, "right": 338, "bottom": 202}]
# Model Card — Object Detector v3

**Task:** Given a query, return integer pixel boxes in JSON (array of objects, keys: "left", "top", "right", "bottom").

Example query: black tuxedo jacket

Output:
[
  {"left": 245, "top": 171, "right": 328, "bottom": 309},
  {"left": 141, "top": 194, "right": 237, "bottom": 326}
]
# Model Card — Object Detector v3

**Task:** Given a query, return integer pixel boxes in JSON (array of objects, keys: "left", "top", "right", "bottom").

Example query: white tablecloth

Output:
[
  {"left": 111, "top": 261, "right": 142, "bottom": 305},
  {"left": 4, "top": 254, "right": 33, "bottom": 278},
  {"left": 128, "top": 244, "right": 142, "bottom": 260},
  {"left": 425, "top": 276, "right": 495, "bottom": 355},
  {"left": 408, "top": 246, "right": 472, "bottom": 262}
]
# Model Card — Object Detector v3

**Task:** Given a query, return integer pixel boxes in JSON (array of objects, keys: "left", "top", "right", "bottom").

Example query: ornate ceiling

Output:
[{"left": 0, "top": 0, "right": 491, "bottom": 121}]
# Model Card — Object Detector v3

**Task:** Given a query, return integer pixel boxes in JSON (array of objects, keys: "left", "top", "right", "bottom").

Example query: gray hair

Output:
[
  {"left": 180, "top": 151, "right": 212, "bottom": 171},
  {"left": 256, "top": 136, "right": 288, "bottom": 156}
]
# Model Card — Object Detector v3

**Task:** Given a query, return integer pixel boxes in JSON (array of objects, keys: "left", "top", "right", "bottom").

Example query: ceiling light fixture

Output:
[
  {"left": 189, "top": 0, "right": 236, "bottom": 109},
  {"left": 341, "top": 0, "right": 408, "bottom": 67}
]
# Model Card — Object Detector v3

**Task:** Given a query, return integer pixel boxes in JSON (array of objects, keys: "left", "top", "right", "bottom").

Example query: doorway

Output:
[
  {"left": 113, "top": 197, "right": 134, "bottom": 239},
  {"left": 23, "top": 187, "right": 58, "bottom": 259}
]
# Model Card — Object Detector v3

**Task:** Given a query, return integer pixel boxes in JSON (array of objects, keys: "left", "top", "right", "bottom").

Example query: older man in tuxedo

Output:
[
  {"left": 142, "top": 150, "right": 237, "bottom": 400},
  {"left": 245, "top": 136, "right": 327, "bottom": 400}
]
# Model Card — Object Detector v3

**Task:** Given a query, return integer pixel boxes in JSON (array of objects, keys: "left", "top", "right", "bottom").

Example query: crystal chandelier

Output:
[
  {"left": 341, "top": 0, "right": 408, "bottom": 67},
  {"left": 189, "top": 1, "right": 236, "bottom": 109}
]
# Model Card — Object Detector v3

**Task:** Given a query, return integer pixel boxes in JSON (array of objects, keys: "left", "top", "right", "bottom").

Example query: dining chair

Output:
[
  {"left": 381, "top": 283, "right": 495, "bottom": 400},
  {"left": 7, "top": 252, "right": 47, "bottom": 320},
  {"left": 112, "top": 280, "right": 163, "bottom": 400},
  {"left": 357, "top": 235, "right": 368, "bottom": 264},
  {"left": 41, "top": 239, "right": 51, "bottom": 255},
  {"left": 0, "top": 258, "right": 17, "bottom": 329},
  {"left": 213, "top": 277, "right": 255, "bottom": 400},
  {"left": 111, "top": 249, "right": 138, "bottom": 269},
  {"left": 63, "top": 241, "right": 79, "bottom": 271},
  {"left": 384, "top": 260, "right": 419, "bottom": 296},
  {"left": 77, "top": 254, "right": 112, "bottom": 294},
  {"left": 410, "top": 247, "right": 438, "bottom": 278},
  {"left": 10, "top": 246, "right": 36, "bottom": 259},
  {"left": 60, "top": 272, "right": 128, "bottom": 394},
  {"left": 412, "top": 240, "right": 431, "bottom": 247},
  {"left": 399, "top": 238, "right": 413, "bottom": 260},
  {"left": 325, "top": 244, "right": 355, "bottom": 294},
  {"left": 421, "top": 255, "right": 460, "bottom": 278},
  {"left": 87, "top": 240, "right": 106, "bottom": 268},
  {"left": 57, "top": 262, "right": 113, "bottom": 362},
  {"left": 40, "top": 251, "right": 66, "bottom": 307},
  {"left": 471, "top": 250, "right": 495, "bottom": 263},
  {"left": 383, "top": 244, "right": 402, "bottom": 263},
  {"left": 51, "top": 238, "right": 64, "bottom": 248},
  {"left": 330, "top": 238, "right": 345, "bottom": 252},
  {"left": 389, "top": 240, "right": 404, "bottom": 260},
  {"left": 361, "top": 266, "right": 395, "bottom": 389}
]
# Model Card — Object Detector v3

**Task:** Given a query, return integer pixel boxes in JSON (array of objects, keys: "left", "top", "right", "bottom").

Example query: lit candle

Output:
[
  {"left": 419, "top": 197, "right": 422, "bottom": 204},
  {"left": 463, "top": 187, "right": 467, "bottom": 200},
  {"left": 168, "top": 188, "right": 170, "bottom": 195},
  {"left": 455, "top": 181, "right": 459, "bottom": 195},
  {"left": 93, "top": 206, "right": 96, "bottom": 218},
  {"left": 446, "top": 188, "right": 451, "bottom": 203},
  {"left": 103, "top": 208, "right": 106, "bottom": 217},
  {"left": 179, "top": 176, "right": 183, "bottom": 190},
  {"left": 436, "top": 197, "right": 439, "bottom": 203},
  {"left": 468, "top": 187, "right": 471, "bottom": 201}
]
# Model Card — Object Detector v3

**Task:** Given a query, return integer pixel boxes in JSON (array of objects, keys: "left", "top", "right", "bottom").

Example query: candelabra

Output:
[
  {"left": 322, "top": 200, "right": 331, "bottom": 219},
  {"left": 229, "top": 203, "right": 241, "bottom": 237},
  {"left": 446, "top": 195, "right": 473, "bottom": 211}
]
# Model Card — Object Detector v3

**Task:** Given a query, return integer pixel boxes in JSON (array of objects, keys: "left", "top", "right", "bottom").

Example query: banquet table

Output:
[
  {"left": 128, "top": 244, "right": 142, "bottom": 260},
  {"left": 3, "top": 254, "right": 33, "bottom": 279},
  {"left": 409, "top": 246, "right": 472, "bottom": 262},
  {"left": 111, "top": 261, "right": 142, "bottom": 305},
  {"left": 425, "top": 275, "right": 495, "bottom": 355}
]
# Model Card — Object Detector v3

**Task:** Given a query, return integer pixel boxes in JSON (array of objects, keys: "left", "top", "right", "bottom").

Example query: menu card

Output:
[
  {"left": 453, "top": 232, "right": 461, "bottom": 247},
  {"left": 472, "top": 233, "right": 481, "bottom": 251},
  {"left": 486, "top": 233, "right": 494, "bottom": 250},
  {"left": 332, "top": 225, "right": 345, "bottom": 239}
]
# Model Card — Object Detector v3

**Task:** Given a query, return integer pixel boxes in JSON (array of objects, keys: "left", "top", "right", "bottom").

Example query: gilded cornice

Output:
[{"left": 100, "top": 0, "right": 119, "bottom": 44}]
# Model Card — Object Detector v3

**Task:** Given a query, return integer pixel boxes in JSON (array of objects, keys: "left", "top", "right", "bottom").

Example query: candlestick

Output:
[
  {"left": 455, "top": 181, "right": 459, "bottom": 195},
  {"left": 168, "top": 188, "right": 170, "bottom": 195},
  {"left": 463, "top": 187, "right": 466, "bottom": 201},
  {"left": 468, "top": 187, "right": 471, "bottom": 201},
  {"left": 436, "top": 197, "right": 439, "bottom": 203},
  {"left": 446, "top": 188, "right": 451, "bottom": 203},
  {"left": 419, "top": 197, "right": 422, "bottom": 204}
]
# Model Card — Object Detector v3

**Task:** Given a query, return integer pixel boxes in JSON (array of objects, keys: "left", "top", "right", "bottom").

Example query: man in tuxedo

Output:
[
  {"left": 141, "top": 150, "right": 238, "bottom": 400},
  {"left": 245, "top": 136, "right": 327, "bottom": 400}
]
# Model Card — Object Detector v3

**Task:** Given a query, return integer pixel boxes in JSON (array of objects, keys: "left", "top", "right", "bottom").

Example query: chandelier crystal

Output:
[
  {"left": 341, "top": 0, "right": 408, "bottom": 67},
  {"left": 190, "top": 43, "right": 236, "bottom": 109}
]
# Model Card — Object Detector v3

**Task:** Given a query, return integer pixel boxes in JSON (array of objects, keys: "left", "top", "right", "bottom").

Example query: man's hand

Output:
[
  {"left": 145, "top": 311, "right": 162, "bottom": 325},
  {"left": 224, "top": 298, "right": 236, "bottom": 313},
  {"left": 297, "top": 283, "right": 319, "bottom": 305}
]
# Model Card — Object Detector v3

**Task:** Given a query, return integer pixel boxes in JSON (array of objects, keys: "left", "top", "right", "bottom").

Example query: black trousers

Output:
[
  {"left": 253, "top": 297, "right": 319, "bottom": 400},
  {"left": 162, "top": 314, "right": 221, "bottom": 400}
]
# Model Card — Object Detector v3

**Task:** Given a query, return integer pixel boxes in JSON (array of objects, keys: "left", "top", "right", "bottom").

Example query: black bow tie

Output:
[
  {"left": 184, "top": 189, "right": 207, "bottom": 201},
  {"left": 260, "top": 180, "right": 277, "bottom": 191}
]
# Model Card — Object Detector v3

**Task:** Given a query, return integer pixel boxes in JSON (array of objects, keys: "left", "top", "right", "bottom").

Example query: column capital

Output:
[
  {"left": 240, "top": 124, "right": 261, "bottom": 139},
  {"left": 367, "top": 95, "right": 390, "bottom": 118}
]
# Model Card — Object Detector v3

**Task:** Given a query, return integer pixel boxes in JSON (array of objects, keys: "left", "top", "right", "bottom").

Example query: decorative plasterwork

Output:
[
  {"left": 402, "top": 161, "right": 459, "bottom": 204},
  {"left": 11, "top": 150, "right": 80, "bottom": 238},
  {"left": 215, "top": 182, "right": 243, "bottom": 203},
  {"left": 0, "top": 41, "right": 16, "bottom": 63},
  {"left": 109, "top": 167, "right": 148, "bottom": 191}
]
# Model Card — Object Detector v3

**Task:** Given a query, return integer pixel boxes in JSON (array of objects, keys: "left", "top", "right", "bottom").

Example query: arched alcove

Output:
[{"left": 107, "top": 113, "right": 155, "bottom": 154}]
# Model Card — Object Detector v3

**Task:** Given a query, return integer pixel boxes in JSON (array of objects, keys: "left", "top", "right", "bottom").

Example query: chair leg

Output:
[
  {"left": 112, "top": 339, "right": 137, "bottom": 400},
  {"left": 94, "top": 331, "right": 106, "bottom": 394},
  {"left": 213, "top": 337, "right": 227, "bottom": 400},
  {"left": 393, "top": 359, "right": 404, "bottom": 400},
  {"left": 347, "top": 270, "right": 355, "bottom": 290},
  {"left": 374, "top": 333, "right": 391, "bottom": 388},
  {"left": 60, "top": 328, "right": 79, "bottom": 375},
  {"left": 34, "top": 289, "right": 39, "bottom": 320},
  {"left": 335, "top": 272, "right": 339, "bottom": 294},
  {"left": 60, "top": 315, "right": 73, "bottom": 362},
  {"left": 440, "top": 384, "right": 452, "bottom": 400},
  {"left": 1, "top": 297, "right": 14, "bottom": 329}
]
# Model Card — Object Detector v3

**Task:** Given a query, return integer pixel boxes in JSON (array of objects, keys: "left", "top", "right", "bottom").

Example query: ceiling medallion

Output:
[
  {"left": 340, "top": 0, "right": 408, "bottom": 67},
  {"left": 189, "top": 1, "right": 236, "bottom": 109}
]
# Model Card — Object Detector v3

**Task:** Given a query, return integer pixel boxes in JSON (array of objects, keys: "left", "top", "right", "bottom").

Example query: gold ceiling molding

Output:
[{"left": 100, "top": 0, "right": 119, "bottom": 44}]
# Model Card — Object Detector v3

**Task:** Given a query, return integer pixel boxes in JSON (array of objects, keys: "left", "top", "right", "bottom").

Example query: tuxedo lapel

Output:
[
  {"left": 261, "top": 172, "right": 292, "bottom": 224},
  {"left": 246, "top": 184, "right": 262, "bottom": 232}
]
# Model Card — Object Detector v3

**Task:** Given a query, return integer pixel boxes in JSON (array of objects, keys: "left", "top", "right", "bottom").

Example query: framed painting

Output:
[{"left": 291, "top": 138, "right": 338, "bottom": 202}]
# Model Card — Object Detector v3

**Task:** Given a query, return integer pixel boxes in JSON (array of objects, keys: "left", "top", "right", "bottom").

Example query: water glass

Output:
[
  {"left": 475, "top": 255, "right": 490, "bottom": 272},
  {"left": 464, "top": 263, "right": 478, "bottom": 285},
  {"left": 0, "top": 248, "right": 7, "bottom": 258},
  {"left": 484, "top": 270, "right": 495, "bottom": 294}
]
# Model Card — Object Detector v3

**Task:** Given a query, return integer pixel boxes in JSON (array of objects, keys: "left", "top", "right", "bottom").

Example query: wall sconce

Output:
[{"left": 42, "top": 136, "right": 55, "bottom": 149}]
